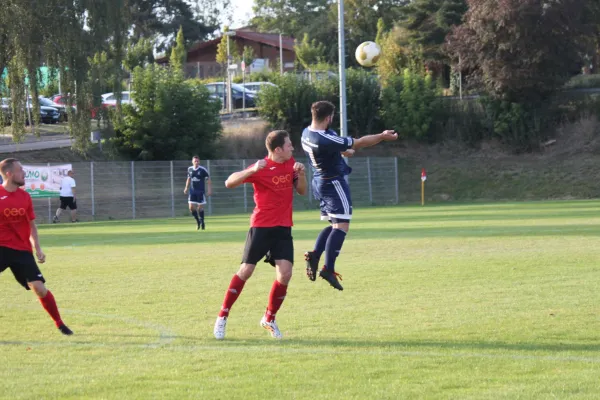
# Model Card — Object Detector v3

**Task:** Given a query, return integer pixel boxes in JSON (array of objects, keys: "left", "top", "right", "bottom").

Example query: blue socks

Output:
[
  {"left": 200, "top": 210, "right": 205, "bottom": 221},
  {"left": 191, "top": 210, "right": 200, "bottom": 222},
  {"left": 324, "top": 229, "right": 346, "bottom": 272},
  {"left": 313, "top": 225, "right": 333, "bottom": 260}
]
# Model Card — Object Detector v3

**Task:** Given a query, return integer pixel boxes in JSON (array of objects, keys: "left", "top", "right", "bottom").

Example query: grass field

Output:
[{"left": 1, "top": 201, "right": 600, "bottom": 399}]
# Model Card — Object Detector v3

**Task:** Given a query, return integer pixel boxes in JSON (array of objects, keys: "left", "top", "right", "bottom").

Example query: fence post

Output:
[
  {"left": 242, "top": 159, "right": 248, "bottom": 212},
  {"left": 131, "top": 161, "right": 136, "bottom": 219},
  {"left": 367, "top": 157, "right": 373, "bottom": 205},
  {"left": 47, "top": 162, "right": 51, "bottom": 223},
  {"left": 394, "top": 157, "right": 399, "bottom": 205},
  {"left": 170, "top": 161, "right": 175, "bottom": 218},
  {"left": 91, "top": 162, "right": 95, "bottom": 219},
  {"left": 206, "top": 160, "right": 212, "bottom": 216}
]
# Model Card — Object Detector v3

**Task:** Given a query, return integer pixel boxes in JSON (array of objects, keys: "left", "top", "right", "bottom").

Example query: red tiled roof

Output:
[{"left": 156, "top": 31, "right": 295, "bottom": 63}]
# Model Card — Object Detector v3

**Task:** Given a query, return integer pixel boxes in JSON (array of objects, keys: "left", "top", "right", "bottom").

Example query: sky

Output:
[{"left": 230, "top": 0, "right": 254, "bottom": 27}]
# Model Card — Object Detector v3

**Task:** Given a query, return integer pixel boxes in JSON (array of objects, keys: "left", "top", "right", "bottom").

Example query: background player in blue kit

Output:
[
  {"left": 183, "top": 156, "right": 212, "bottom": 230},
  {"left": 301, "top": 101, "right": 398, "bottom": 290}
]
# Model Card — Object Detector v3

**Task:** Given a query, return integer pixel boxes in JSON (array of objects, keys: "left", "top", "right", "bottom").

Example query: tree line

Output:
[{"left": 1, "top": 0, "right": 599, "bottom": 156}]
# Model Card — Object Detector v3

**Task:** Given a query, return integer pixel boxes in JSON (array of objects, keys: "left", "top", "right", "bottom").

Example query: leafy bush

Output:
[
  {"left": 434, "top": 99, "right": 489, "bottom": 145},
  {"left": 381, "top": 69, "right": 441, "bottom": 141},
  {"left": 111, "top": 64, "right": 222, "bottom": 160},
  {"left": 257, "top": 69, "right": 383, "bottom": 141},
  {"left": 257, "top": 74, "right": 318, "bottom": 142},
  {"left": 480, "top": 98, "right": 552, "bottom": 151},
  {"left": 346, "top": 69, "right": 382, "bottom": 135}
]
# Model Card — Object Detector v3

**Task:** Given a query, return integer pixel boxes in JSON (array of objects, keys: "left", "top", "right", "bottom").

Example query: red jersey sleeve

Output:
[{"left": 242, "top": 164, "right": 258, "bottom": 183}]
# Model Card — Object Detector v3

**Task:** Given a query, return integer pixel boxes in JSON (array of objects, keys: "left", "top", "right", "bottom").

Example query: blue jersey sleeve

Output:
[{"left": 319, "top": 131, "right": 354, "bottom": 152}]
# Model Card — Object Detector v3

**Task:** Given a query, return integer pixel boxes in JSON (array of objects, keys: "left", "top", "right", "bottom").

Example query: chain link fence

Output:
[{"left": 34, "top": 157, "right": 401, "bottom": 224}]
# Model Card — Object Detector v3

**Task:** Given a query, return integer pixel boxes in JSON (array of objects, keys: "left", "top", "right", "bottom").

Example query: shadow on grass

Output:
[
  {"left": 40, "top": 223, "right": 600, "bottom": 248},
  {"left": 175, "top": 336, "right": 600, "bottom": 355},
  {"left": 2, "top": 336, "right": 599, "bottom": 361}
]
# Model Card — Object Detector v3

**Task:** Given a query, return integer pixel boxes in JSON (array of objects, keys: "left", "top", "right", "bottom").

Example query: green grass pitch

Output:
[{"left": 1, "top": 201, "right": 600, "bottom": 399}]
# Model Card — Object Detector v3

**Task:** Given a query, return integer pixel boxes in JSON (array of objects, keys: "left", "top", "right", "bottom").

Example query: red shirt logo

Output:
[
  {"left": 243, "top": 157, "right": 297, "bottom": 228},
  {"left": 0, "top": 187, "right": 36, "bottom": 252}
]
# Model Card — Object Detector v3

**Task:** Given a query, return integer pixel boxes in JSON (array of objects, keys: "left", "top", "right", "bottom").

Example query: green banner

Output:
[{"left": 23, "top": 164, "right": 72, "bottom": 198}]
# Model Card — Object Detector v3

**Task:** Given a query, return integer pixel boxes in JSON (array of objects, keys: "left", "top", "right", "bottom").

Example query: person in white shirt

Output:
[{"left": 53, "top": 170, "right": 78, "bottom": 223}]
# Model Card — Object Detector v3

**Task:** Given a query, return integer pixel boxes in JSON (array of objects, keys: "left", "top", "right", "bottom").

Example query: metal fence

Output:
[{"left": 33, "top": 157, "right": 401, "bottom": 224}]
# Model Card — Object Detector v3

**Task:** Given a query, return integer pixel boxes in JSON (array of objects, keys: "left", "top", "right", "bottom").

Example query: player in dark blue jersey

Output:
[
  {"left": 302, "top": 101, "right": 397, "bottom": 290},
  {"left": 184, "top": 156, "right": 212, "bottom": 230}
]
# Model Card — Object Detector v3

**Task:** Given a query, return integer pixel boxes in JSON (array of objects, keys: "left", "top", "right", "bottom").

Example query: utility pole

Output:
[{"left": 338, "top": 0, "right": 347, "bottom": 139}]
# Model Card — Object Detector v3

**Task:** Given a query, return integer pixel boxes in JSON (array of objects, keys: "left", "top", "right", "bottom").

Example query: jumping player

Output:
[{"left": 301, "top": 101, "right": 398, "bottom": 290}]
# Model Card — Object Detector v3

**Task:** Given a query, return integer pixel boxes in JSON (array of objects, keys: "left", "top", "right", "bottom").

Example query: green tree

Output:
[
  {"left": 446, "top": 0, "right": 593, "bottom": 101},
  {"left": 252, "top": 0, "right": 336, "bottom": 63},
  {"left": 381, "top": 69, "right": 440, "bottom": 140},
  {"left": 376, "top": 28, "right": 412, "bottom": 85},
  {"left": 192, "top": 0, "right": 234, "bottom": 31},
  {"left": 124, "top": 38, "right": 155, "bottom": 72},
  {"left": 398, "top": 0, "right": 468, "bottom": 64},
  {"left": 375, "top": 18, "right": 386, "bottom": 46},
  {"left": 252, "top": 0, "right": 408, "bottom": 66},
  {"left": 251, "top": 0, "right": 330, "bottom": 37},
  {"left": 215, "top": 27, "right": 240, "bottom": 69},
  {"left": 240, "top": 46, "right": 256, "bottom": 69},
  {"left": 0, "top": 0, "right": 129, "bottom": 146},
  {"left": 294, "top": 34, "right": 326, "bottom": 69},
  {"left": 342, "top": 0, "right": 408, "bottom": 66},
  {"left": 170, "top": 26, "right": 187, "bottom": 72},
  {"left": 112, "top": 64, "right": 222, "bottom": 160},
  {"left": 129, "top": 0, "right": 217, "bottom": 52}
]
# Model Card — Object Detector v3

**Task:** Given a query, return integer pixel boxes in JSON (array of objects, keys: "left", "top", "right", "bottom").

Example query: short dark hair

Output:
[
  {"left": 0, "top": 158, "right": 19, "bottom": 178},
  {"left": 311, "top": 101, "right": 335, "bottom": 122},
  {"left": 192, "top": 155, "right": 200, "bottom": 160},
  {"left": 265, "top": 130, "right": 290, "bottom": 152}
]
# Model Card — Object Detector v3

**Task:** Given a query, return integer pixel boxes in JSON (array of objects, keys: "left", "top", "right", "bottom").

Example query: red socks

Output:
[
  {"left": 265, "top": 280, "right": 288, "bottom": 322},
  {"left": 218, "top": 274, "right": 247, "bottom": 318},
  {"left": 218, "top": 275, "right": 288, "bottom": 322},
  {"left": 39, "top": 290, "right": 64, "bottom": 327}
]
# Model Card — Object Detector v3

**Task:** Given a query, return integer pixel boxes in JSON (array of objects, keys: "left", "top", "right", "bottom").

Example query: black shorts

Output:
[
  {"left": 60, "top": 196, "right": 77, "bottom": 210},
  {"left": 0, "top": 246, "right": 45, "bottom": 290},
  {"left": 241, "top": 226, "right": 294, "bottom": 265},
  {"left": 188, "top": 192, "right": 206, "bottom": 205}
]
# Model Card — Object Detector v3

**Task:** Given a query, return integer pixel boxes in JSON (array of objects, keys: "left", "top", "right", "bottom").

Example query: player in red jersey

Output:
[
  {"left": 213, "top": 130, "right": 307, "bottom": 339},
  {"left": 0, "top": 158, "right": 73, "bottom": 335}
]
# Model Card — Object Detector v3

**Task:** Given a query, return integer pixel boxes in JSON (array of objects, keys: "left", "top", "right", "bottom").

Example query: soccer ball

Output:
[{"left": 355, "top": 41, "right": 381, "bottom": 67}]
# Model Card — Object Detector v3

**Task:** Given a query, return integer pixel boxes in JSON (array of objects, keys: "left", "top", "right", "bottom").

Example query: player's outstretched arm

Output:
[
  {"left": 351, "top": 130, "right": 398, "bottom": 150},
  {"left": 207, "top": 178, "right": 213, "bottom": 197},
  {"left": 293, "top": 162, "right": 307, "bottom": 195},
  {"left": 225, "top": 159, "right": 267, "bottom": 189},
  {"left": 29, "top": 220, "right": 45, "bottom": 263}
]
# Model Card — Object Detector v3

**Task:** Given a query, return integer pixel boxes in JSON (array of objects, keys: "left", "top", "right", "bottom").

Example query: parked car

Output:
[
  {"left": 204, "top": 83, "right": 257, "bottom": 109},
  {"left": 27, "top": 98, "right": 65, "bottom": 123},
  {"left": 31, "top": 105, "right": 60, "bottom": 124},
  {"left": 37, "top": 96, "right": 71, "bottom": 122},
  {"left": 52, "top": 93, "right": 90, "bottom": 119},
  {"left": 101, "top": 91, "right": 135, "bottom": 108},
  {"left": 2, "top": 97, "right": 60, "bottom": 124},
  {"left": 241, "top": 81, "right": 277, "bottom": 93}
]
